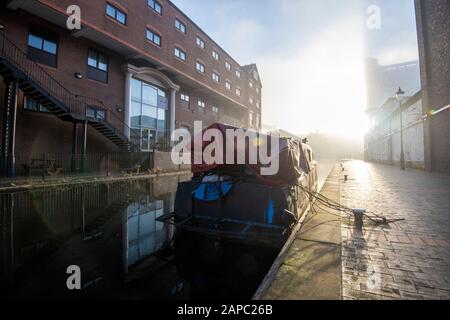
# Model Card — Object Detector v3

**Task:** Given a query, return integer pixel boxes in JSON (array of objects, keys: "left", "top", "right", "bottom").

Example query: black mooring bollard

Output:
[{"left": 353, "top": 209, "right": 365, "bottom": 231}]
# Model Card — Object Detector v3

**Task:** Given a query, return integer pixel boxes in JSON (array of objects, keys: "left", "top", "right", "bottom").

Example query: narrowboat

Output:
[{"left": 158, "top": 124, "right": 318, "bottom": 248}]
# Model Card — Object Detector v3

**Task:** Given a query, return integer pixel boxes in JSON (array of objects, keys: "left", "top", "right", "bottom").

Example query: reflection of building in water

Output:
[
  {"left": 0, "top": 176, "right": 180, "bottom": 298},
  {"left": 124, "top": 197, "right": 174, "bottom": 270}
]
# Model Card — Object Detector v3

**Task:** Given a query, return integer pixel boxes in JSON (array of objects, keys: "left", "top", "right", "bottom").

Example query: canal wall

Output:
[
  {"left": 0, "top": 151, "right": 192, "bottom": 193},
  {"left": 154, "top": 151, "right": 191, "bottom": 173}
]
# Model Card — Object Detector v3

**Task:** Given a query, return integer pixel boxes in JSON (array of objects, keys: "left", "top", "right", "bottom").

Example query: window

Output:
[
  {"left": 146, "top": 29, "right": 161, "bottom": 46},
  {"left": 249, "top": 81, "right": 254, "bottom": 88},
  {"left": 256, "top": 101, "right": 260, "bottom": 109},
  {"left": 181, "top": 93, "right": 190, "bottom": 102},
  {"left": 175, "top": 19, "right": 186, "bottom": 34},
  {"left": 148, "top": 0, "right": 162, "bottom": 15},
  {"left": 212, "top": 72, "right": 220, "bottom": 83},
  {"left": 174, "top": 47, "right": 186, "bottom": 61},
  {"left": 24, "top": 96, "right": 50, "bottom": 113},
  {"left": 196, "top": 36, "right": 205, "bottom": 49},
  {"left": 198, "top": 99, "right": 206, "bottom": 113},
  {"left": 236, "top": 88, "right": 241, "bottom": 97},
  {"left": 27, "top": 32, "right": 58, "bottom": 67},
  {"left": 225, "top": 81, "right": 231, "bottom": 91},
  {"left": 249, "top": 111, "right": 254, "bottom": 126},
  {"left": 236, "top": 70, "right": 241, "bottom": 79},
  {"left": 198, "top": 99, "right": 206, "bottom": 108},
  {"left": 106, "top": 3, "right": 126, "bottom": 25},
  {"left": 130, "top": 78, "right": 168, "bottom": 150},
  {"left": 256, "top": 87, "right": 260, "bottom": 94},
  {"left": 253, "top": 70, "right": 259, "bottom": 81},
  {"left": 212, "top": 50, "right": 220, "bottom": 61},
  {"left": 196, "top": 61, "right": 205, "bottom": 73},
  {"left": 86, "top": 106, "right": 106, "bottom": 121},
  {"left": 225, "top": 61, "right": 231, "bottom": 71},
  {"left": 255, "top": 114, "right": 260, "bottom": 128},
  {"left": 180, "top": 93, "right": 190, "bottom": 108},
  {"left": 87, "top": 48, "right": 108, "bottom": 83},
  {"left": 249, "top": 97, "right": 254, "bottom": 105},
  {"left": 212, "top": 106, "right": 219, "bottom": 118}
]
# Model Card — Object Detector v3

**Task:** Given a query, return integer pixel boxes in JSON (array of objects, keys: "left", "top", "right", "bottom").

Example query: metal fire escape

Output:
[{"left": 0, "top": 32, "right": 139, "bottom": 169}]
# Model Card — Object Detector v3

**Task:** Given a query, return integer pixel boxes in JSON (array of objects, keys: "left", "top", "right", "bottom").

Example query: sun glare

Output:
[
  {"left": 295, "top": 18, "right": 368, "bottom": 139},
  {"left": 262, "top": 16, "right": 369, "bottom": 140}
]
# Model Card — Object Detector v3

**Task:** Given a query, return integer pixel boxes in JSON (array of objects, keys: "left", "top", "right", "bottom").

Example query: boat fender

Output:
[{"left": 192, "top": 181, "right": 234, "bottom": 202}]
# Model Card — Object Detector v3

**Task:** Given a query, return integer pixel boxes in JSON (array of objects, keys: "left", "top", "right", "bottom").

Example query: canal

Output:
[
  {"left": 0, "top": 161, "right": 335, "bottom": 300},
  {"left": 0, "top": 174, "right": 279, "bottom": 299}
]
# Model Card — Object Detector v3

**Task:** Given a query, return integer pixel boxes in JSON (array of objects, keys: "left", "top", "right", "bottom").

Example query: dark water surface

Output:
[{"left": 0, "top": 174, "right": 278, "bottom": 300}]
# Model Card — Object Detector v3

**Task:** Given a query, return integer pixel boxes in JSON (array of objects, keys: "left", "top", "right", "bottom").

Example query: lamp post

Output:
[{"left": 396, "top": 87, "right": 406, "bottom": 170}]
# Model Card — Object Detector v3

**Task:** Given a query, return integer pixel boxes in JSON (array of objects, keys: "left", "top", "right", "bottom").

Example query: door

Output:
[{"left": 141, "top": 129, "right": 156, "bottom": 151}]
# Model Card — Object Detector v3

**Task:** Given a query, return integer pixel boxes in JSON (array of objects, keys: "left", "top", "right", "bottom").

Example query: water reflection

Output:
[
  {"left": 125, "top": 198, "right": 174, "bottom": 270},
  {"left": 0, "top": 173, "right": 277, "bottom": 300}
]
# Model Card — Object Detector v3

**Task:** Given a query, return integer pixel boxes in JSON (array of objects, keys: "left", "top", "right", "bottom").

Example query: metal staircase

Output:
[{"left": 0, "top": 32, "right": 139, "bottom": 152}]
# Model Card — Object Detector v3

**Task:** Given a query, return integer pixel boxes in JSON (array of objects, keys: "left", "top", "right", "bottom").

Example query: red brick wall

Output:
[
  {"left": 0, "top": 0, "right": 262, "bottom": 158},
  {"left": 32, "top": 0, "right": 262, "bottom": 112},
  {"left": 0, "top": 9, "right": 124, "bottom": 154}
]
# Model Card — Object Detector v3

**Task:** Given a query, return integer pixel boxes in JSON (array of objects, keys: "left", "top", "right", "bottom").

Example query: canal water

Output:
[{"left": 0, "top": 174, "right": 278, "bottom": 300}]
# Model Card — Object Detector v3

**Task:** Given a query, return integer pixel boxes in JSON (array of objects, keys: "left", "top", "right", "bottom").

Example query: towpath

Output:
[{"left": 255, "top": 161, "right": 450, "bottom": 300}]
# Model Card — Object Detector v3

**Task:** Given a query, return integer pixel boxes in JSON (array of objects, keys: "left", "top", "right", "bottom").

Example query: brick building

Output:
[
  {"left": 0, "top": 0, "right": 262, "bottom": 176},
  {"left": 415, "top": 0, "right": 450, "bottom": 173}
]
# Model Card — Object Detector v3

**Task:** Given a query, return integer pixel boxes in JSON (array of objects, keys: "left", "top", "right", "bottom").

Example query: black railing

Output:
[
  {"left": 0, "top": 152, "right": 155, "bottom": 182},
  {"left": 0, "top": 32, "right": 139, "bottom": 149}
]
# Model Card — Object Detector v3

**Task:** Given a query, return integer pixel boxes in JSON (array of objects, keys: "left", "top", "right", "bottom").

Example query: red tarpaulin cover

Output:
[{"left": 190, "top": 123, "right": 310, "bottom": 186}]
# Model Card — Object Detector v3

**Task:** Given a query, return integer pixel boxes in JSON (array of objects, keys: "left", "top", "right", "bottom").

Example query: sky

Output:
[{"left": 171, "top": 0, "right": 419, "bottom": 139}]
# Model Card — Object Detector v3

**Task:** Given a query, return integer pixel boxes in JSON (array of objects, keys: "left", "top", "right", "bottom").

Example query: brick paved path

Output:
[{"left": 340, "top": 161, "right": 450, "bottom": 300}]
